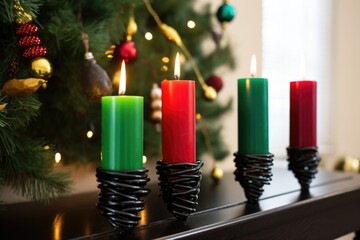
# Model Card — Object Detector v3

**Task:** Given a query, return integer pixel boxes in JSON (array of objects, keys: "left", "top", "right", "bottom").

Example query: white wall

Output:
[{"left": 333, "top": 0, "right": 360, "bottom": 157}]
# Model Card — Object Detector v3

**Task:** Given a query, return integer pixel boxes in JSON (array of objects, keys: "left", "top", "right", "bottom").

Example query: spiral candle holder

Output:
[
  {"left": 287, "top": 147, "right": 321, "bottom": 192},
  {"left": 156, "top": 160, "right": 203, "bottom": 221},
  {"left": 234, "top": 152, "right": 274, "bottom": 203},
  {"left": 96, "top": 168, "right": 150, "bottom": 232}
]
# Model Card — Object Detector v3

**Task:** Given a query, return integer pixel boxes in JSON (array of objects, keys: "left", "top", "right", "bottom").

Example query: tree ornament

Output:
[
  {"left": 81, "top": 52, "right": 112, "bottom": 103},
  {"left": 211, "top": 165, "right": 224, "bottom": 181},
  {"left": 150, "top": 83, "right": 162, "bottom": 123},
  {"left": 22, "top": 45, "right": 47, "bottom": 59},
  {"left": 126, "top": 16, "right": 138, "bottom": 41},
  {"left": 114, "top": 14, "right": 138, "bottom": 63},
  {"left": 216, "top": 3, "right": 236, "bottom": 24},
  {"left": 16, "top": 23, "right": 39, "bottom": 35},
  {"left": 14, "top": 0, "right": 33, "bottom": 24},
  {"left": 17, "top": 35, "right": 41, "bottom": 48},
  {"left": 30, "top": 57, "right": 53, "bottom": 79},
  {"left": 3, "top": 78, "right": 47, "bottom": 97},
  {"left": 13, "top": 1, "right": 52, "bottom": 79},
  {"left": 206, "top": 75, "right": 223, "bottom": 93},
  {"left": 115, "top": 41, "right": 137, "bottom": 63},
  {"left": 160, "top": 24, "right": 182, "bottom": 47},
  {"left": 202, "top": 85, "right": 217, "bottom": 101},
  {"left": 0, "top": 103, "right": 8, "bottom": 110}
]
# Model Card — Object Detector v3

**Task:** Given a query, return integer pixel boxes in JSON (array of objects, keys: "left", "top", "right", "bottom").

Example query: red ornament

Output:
[
  {"left": 18, "top": 35, "right": 41, "bottom": 48},
  {"left": 205, "top": 75, "right": 223, "bottom": 92},
  {"left": 16, "top": 23, "right": 39, "bottom": 35},
  {"left": 23, "top": 45, "right": 47, "bottom": 59},
  {"left": 115, "top": 41, "right": 137, "bottom": 62}
]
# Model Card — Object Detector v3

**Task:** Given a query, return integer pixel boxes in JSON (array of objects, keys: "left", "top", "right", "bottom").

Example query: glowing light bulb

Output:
[
  {"left": 145, "top": 32, "right": 153, "bottom": 40},
  {"left": 187, "top": 20, "right": 196, "bottom": 29},
  {"left": 86, "top": 130, "right": 94, "bottom": 138},
  {"left": 142, "top": 155, "right": 147, "bottom": 164},
  {"left": 162, "top": 56, "right": 169, "bottom": 63},
  {"left": 55, "top": 152, "right": 61, "bottom": 163}
]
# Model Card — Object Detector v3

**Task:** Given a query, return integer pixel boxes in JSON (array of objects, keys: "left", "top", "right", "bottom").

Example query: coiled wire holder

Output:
[
  {"left": 287, "top": 147, "right": 321, "bottom": 192},
  {"left": 96, "top": 168, "right": 150, "bottom": 232},
  {"left": 234, "top": 152, "right": 274, "bottom": 203},
  {"left": 156, "top": 160, "right": 203, "bottom": 221}
]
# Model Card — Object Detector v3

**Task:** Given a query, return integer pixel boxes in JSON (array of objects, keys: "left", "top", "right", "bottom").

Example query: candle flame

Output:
[
  {"left": 250, "top": 54, "right": 257, "bottom": 77},
  {"left": 119, "top": 60, "right": 126, "bottom": 95},
  {"left": 174, "top": 52, "right": 180, "bottom": 79},
  {"left": 300, "top": 56, "right": 306, "bottom": 79}
]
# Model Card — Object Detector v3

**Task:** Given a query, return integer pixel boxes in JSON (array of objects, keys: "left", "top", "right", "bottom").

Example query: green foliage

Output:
[
  {"left": 0, "top": 0, "right": 72, "bottom": 202},
  {"left": 0, "top": 96, "right": 71, "bottom": 202}
]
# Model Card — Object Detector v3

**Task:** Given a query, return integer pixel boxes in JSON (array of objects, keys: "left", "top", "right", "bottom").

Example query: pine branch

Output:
[{"left": 0, "top": 139, "right": 71, "bottom": 203}]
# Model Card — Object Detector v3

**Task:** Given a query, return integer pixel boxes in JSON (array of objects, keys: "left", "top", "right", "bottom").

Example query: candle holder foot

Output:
[
  {"left": 156, "top": 160, "right": 203, "bottom": 221},
  {"left": 96, "top": 168, "right": 150, "bottom": 232},
  {"left": 287, "top": 147, "right": 321, "bottom": 191},
  {"left": 233, "top": 152, "right": 274, "bottom": 203}
]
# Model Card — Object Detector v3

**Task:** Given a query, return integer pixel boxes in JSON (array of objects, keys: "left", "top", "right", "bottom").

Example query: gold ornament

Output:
[
  {"left": 3, "top": 78, "right": 47, "bottom": 97},
  {"left": 211, "top": 165, "right": 224, "bottom": 181},
  {"left": 159, "top": 24, "right": 182, "bottom": 46},
  {"left": 203, "top": 85, "right": 217, "bottom": 101},
  {"left": 335, "top": 156, "right": 360, "bottom": 173},
  {"left": 14, "top": 0, "right": 33, "bottom": 24},
  {"left": 30, "top": 57, "right": 53, "bottom": 79},
  {"left": 127, "top": 16, "right": 138, "bottom": 39},
  {"left": 0, "top": 103, "right": 8, "bottom": 110}
]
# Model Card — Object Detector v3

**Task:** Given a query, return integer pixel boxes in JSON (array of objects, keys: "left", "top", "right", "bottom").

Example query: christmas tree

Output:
[{"left": 0, "top": 0, "right": 235, "bottom": 201}]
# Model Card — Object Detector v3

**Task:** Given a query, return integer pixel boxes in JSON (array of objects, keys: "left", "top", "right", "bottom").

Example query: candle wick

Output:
[
  {"left": 251, "top": 74, "right": 254, "bottom": 78},
  {"left": 174, "top": 75, "right": 179, "bottom": 80}
]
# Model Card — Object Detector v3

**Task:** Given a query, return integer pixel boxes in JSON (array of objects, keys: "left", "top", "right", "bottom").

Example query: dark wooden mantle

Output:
[{"left": 1, "top": 161, "right": 360, "bottom": 240}]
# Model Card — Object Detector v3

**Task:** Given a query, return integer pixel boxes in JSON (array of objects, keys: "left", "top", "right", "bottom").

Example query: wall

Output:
[{"left": 333, "top": 0, "right": 360, "bottom": 158}]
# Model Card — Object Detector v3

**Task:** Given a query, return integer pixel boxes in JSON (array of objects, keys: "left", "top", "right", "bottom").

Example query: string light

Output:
[
  {"left": 87, "top": 122, "right": 95, "bottom": 139},
  {"left": 187, "top": 20, "right": 196, "bottom": 29},
  {"left": 162, "top": 56, "right": 169, "bottom": 63},
  {"left": 144, "top": 32, "right": 153, "bottom": 40},
  {"left": 55, "top": 152, "right": 61, "bottom": 163},
  {"left": 142, "top": 155, "right": 147, "bottom": 164},
  {"left": 161, "top": 65, "right": 168, "bottom": 72},
  {"left": 43, "top": 145, "right": 50, "bottom": 150},
  {"left": 86, "top": 130, "right": 94, "bottom": 138}
]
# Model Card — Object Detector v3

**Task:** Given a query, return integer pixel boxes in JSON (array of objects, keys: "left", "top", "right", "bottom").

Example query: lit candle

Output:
[
  {"left": 237, "top": 54, "right": 269, "bottom": 154},
  {"left": 101, "top": 60, "right": 143, "bottom": 170},
  {"left": 161, "top": 53, "right": 196, "bottom": 163},
  {"left": 289, "top": 58, "right": 317, "bottom": 147}
]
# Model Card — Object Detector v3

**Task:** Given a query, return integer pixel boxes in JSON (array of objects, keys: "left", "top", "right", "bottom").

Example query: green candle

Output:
[
  {"left": 101, "top": 61, "right": 143, "bottom": 171},
  {"left": 237, "top": 55, "right": 269, "bottom": 154}
]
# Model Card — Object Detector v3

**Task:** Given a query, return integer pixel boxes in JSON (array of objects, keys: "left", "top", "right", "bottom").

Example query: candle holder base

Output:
[
  {"left": 96, "top": 168, "right": 150, "bottom": 232},
  {"left": 156, "top": 160, "right": 203, "bottom": 221},
  {"left": 287, "top": 147, "right": 321, "bottom": 192},
  {"left": 233, "top": 152, "right": 274, "bottom": 203}
]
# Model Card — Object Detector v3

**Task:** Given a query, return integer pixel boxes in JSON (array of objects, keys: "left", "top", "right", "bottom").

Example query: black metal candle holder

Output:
[
  {"left": 156, "top": 160, "right": 203, "bottom": 221},
  {"left": 96, "top": 168, "right": 150, "bottom": 232},
  {"left": 233, "top": 152, "right": 274, "bottom": 203},
  {"left": 287, "top": 147, "right": 321, "bottom": 192}
]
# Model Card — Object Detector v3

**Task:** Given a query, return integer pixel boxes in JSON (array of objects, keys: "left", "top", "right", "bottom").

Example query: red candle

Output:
[
  {"left": 290, "top": 80, "right": 317, "bottom": 147},
  {"left": 161, "top": 53, "right": 196, "bottom": 163}
]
